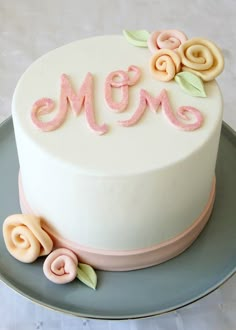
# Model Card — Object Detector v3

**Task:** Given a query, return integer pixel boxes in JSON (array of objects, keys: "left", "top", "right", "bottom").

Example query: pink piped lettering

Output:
[
  {"left": 118, "top": 89, "right": 203, "bottom": 131},
  {"left": 31, "top": 68, "right": 204, "bottom": 135},
  {"left": 31, "top": 73, "right": 108, "bottom": 135},
  {"left": 105, "top": 65, "right": 141, "bottom": 112}
]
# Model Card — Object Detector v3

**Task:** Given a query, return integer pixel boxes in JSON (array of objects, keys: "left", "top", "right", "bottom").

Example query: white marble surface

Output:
[{"left": 0, "top": 0, "right": 235, "bottom": 329}]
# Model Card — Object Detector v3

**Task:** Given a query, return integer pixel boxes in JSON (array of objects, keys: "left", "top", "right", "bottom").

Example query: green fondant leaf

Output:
[
  {"left": 175, "top": 72, "right": 207, "bottom": 97},
  {"left": 123, "top": 29, "right": 150, "bottom": 47},
  {"left": 77, "top": 263, "right": 97, "bottom": 290}
]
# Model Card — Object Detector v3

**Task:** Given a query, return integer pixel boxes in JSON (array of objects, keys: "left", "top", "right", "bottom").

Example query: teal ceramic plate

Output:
[{"left": 0, "top": 118, "right": 236, "bottom": 320}]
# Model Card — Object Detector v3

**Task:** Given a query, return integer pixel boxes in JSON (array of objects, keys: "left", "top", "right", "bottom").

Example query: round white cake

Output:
[{"left": 11, "top": 33, "right": 223, "bottom": 270}]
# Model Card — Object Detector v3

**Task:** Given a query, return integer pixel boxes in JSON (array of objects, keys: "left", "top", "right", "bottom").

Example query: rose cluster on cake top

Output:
[{"left": 123, "top": 29, "right": 224, "bottom": 96}]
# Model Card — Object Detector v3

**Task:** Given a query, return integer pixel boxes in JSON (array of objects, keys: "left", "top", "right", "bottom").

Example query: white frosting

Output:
[{"left": 12, "top": 35, "right": 223, "bottom": 250}]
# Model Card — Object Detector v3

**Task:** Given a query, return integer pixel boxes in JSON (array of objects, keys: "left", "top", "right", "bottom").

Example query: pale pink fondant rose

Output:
[
  {"left": 148, "top": 30, "right": 187, "bottom": 54},
  {"left": 150, "top": 49, "right": 181, "bottom": 81},
  {"left": 43, "top": 248, "right": 78, "bottom": 284},
  {"left": 178, "top": 38, "right": 224, "bottom": 81},
  {"left": 3, "top": 214, "right": 53, "bottom": 263}
]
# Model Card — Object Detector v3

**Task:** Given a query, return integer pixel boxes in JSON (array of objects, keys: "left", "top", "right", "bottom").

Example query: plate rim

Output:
[{"left": 0, "top": 264, "right": 235, "bottom": 320}]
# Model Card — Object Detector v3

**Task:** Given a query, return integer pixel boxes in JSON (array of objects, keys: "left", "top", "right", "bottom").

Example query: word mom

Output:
[{"left": 31, "top": 65, "right": 203, "bottom": 135}]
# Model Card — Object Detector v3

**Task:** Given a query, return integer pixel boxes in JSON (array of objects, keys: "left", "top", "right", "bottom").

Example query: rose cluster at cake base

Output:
[{"left": 2, "top": 214, "right": 97, "bottom": 289}]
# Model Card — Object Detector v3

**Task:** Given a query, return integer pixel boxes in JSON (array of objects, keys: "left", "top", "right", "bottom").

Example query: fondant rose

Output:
[
  {"left": 178, "top": 38, "right": 224, "bottom": 81},
  {"left": 43, "top": 248, "right": 78, "bottom": 284},
  {"left": 3, "top": 214, "right": 53, "bottom": 263},
  {"left": 148, "top": 30, "right": 187, "bottom": 54},
  {"left": 150, "top": 49, "right": 181, "bottom": 82}
]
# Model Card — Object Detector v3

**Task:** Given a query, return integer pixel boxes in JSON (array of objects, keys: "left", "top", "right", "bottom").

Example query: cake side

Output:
[
  {"left": 14, "top": 118, "right": 221, "bottom": 250},
  {"left": 18, "top": 175, "right": 216, "bottom": 271}
]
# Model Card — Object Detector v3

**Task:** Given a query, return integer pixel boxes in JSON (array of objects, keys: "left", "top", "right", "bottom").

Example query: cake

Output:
[{"left": 3, "top": 30, "right": 224, "bottom": 279}]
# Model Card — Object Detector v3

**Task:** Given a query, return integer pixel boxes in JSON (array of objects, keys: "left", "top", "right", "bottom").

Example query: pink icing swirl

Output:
[
  {"left": 148, "top": 30, "right": 187, "bottom": 54},
  {"left": 119, "top": 89, "right": 203, "bottom": 131},
  {"left": 43, "top": 248, "right": 78, "bottom": 284},
  {"left": 3, "top": 214, "right": 53, "bottom": 263},
  {"left": 126, "top": 65, "right": 141, "bottom": 86},
  {"left": 31, "top": 73, "right": 108, "bottom": 135},
  {"left": 105, "top": 70, "right": 129, "bottom": 112},
  {"left": 105, "top": 65, "right": 141, "bottom": 112}
]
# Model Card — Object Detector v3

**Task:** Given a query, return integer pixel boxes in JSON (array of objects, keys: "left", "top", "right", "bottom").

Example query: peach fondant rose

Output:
[
  {"left": 3, "top": 214, "right": 53, "bottom": 263},
  {"left": 43, "top": 248, "right": 78, "bottom": 284},
  {"left": 150, "top": 49, "right": 181, "bottom": 81},
  {"left": 148, "top": 30, "right": 187, "bottom": 54},
  {"left": 178, "top": 38, "right": 224, "bottom": 81}
]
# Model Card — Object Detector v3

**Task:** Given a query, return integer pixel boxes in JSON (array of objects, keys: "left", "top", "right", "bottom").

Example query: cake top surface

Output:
[{"left": 12, "top": 33, "right": 223, "bottom": 175}]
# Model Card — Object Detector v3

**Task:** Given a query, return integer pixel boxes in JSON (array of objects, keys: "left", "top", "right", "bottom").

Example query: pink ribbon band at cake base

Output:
[{"left": 19, "top": 173, "right": 216, "bottom": 271}]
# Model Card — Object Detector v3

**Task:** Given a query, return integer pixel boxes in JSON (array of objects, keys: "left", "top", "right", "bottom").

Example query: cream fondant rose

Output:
[
  {"left": 150, "top": 49, "right": 181, "bottom": 81},
  {"left": 148, "top": 30, "right": 187, "bottom": 54},
  {"left": 178, "top": 38, "right": 224, "bottom": 81},
  {"left": 43, "top": 248, "right": 78, "bottom": 284},
  {"left": 3, "top": 214, "right": 53, "bottom": 263}
]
